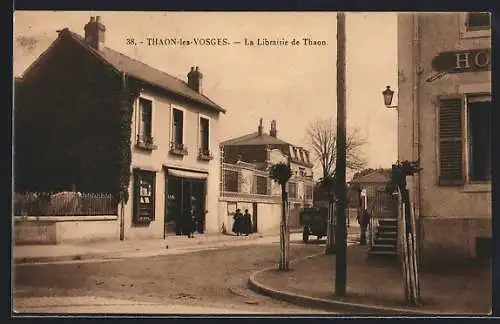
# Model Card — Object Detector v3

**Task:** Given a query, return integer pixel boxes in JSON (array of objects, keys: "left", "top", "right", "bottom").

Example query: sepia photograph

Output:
[{"left": 12, "top": 11, "right": 492, "bottom": 316}]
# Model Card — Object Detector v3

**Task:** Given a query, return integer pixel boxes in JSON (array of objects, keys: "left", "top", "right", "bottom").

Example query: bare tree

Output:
[{"left": 306, "top": 117, "right": 367, "bottom": 180}]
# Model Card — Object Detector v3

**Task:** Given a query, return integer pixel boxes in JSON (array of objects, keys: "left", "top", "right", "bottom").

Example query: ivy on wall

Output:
[{"left": 14, "top": 37, "right": 137, "bottom": 206}]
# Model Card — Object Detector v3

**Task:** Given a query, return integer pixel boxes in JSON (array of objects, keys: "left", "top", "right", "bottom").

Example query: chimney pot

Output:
[
  {"left": 84, "top": 16, "right": 106, "bottom": 50},
  {"left": 270, "top": 120, "right": 277, "bottom": 137},
  {"left": 258, "top": 118, "right": 263, "bottom": 135},
  {"left": 187, "top": 65, "right": 203, "bottom": 93}
]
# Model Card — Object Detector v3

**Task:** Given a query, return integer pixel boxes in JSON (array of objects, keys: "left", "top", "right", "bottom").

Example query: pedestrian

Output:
[
  {"left": 232, "top": 209, "right": 243, "bottom": 236},
  {"left": 358, "top": 208, "right": 371, "bottom": 245},
  {"left": 242, "top": 209, "right": 253, "bottom": 236},
  {"left": 186, "top": 205, "right": 197, "bottom": 238}
]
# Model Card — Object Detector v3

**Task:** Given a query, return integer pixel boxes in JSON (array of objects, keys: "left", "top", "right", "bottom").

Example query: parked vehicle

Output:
[{"left": 299, "top": 206, "right": 328, "bottom": 243}]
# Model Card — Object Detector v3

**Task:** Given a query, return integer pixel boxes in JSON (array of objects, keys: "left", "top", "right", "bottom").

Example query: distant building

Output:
[
  {"left": 397, "top": 12, "right": 491, "bottom": 263},
  {"left": 14, "top": 16, "right": 226, "bottom": 243},
  {"left": 219, "top": 119, "right": 314, "bottom": 233}
]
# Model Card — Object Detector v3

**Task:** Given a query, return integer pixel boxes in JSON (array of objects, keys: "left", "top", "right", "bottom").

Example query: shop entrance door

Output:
[{"left": 165, "top": 174, "right": 207, "bottom": 236}]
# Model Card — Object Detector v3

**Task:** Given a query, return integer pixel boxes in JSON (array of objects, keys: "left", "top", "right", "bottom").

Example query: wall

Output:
[
  {"left": 14, "top": 216, "right": 119, "bottom": 244},
  {"left": 218, "top": 198, "right": 282, "bottom": 234},
  {"left": 123, "top": 87, "right": 222, "bottom": 239},
  {"left": 397, "top": 12, "right": 492, "bottom": 262}
]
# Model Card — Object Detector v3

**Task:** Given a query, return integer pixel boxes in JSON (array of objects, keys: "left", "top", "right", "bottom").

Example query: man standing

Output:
[{"left": 186, "top": 205, "right": 197, "bottom": 238}]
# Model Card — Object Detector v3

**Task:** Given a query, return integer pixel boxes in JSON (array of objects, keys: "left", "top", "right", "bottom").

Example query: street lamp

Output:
[{"left": 382, "top": 86, "right": 398, "bottom": 109}]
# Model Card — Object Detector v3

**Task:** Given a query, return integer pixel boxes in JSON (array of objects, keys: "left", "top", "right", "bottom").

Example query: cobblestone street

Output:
[{"left": 14, "top": 241, "right": 328, "bottom": 314}]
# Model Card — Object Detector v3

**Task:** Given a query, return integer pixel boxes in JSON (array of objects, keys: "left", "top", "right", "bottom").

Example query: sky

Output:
[{"left": 13, "top": 11, "right": 398, "bottom": 179}]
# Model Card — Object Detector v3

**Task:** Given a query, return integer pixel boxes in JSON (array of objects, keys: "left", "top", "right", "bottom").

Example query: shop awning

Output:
[{"left": 167, "top": 169, "right": 208, "bottom": 180}]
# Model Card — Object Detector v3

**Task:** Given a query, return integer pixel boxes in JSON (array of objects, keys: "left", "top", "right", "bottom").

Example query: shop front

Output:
[{"left": 164, "top": 167, "right": 208, "bottom": 236}]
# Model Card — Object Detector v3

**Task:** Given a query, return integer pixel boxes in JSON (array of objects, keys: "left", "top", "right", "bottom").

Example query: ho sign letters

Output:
[{"left": 431, "top": 49, "right": 491, "bottom": 74}]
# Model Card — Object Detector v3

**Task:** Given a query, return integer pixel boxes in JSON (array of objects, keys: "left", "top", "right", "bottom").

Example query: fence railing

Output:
[{"left": 13, "top": 192, "right": 118, "bottom": 216}]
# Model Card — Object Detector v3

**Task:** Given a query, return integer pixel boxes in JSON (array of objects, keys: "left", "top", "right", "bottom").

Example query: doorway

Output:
[
  {"left": 252, "top": 202, "right": 258, "bottom": 233},
  {"left": 165, "top": 174, "right": 207, "bottom": 236}
]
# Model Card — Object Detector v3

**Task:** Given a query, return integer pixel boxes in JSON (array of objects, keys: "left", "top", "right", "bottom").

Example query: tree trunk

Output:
[{"left": 278, "top": 186, "right": 290, "bottom": 271}]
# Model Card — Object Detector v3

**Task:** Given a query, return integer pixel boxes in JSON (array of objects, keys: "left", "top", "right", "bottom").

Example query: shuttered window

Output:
[{"left": 438, "top": 97, "right": 464, "bottom": 185}]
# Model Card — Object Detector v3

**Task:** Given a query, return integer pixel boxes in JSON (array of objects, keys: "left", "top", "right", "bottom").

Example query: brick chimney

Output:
[
  {"left": 84, "top": 16, "right": 106, "bottom": 51},
  {"left": 270, "top": 120, "right": 277, "bottom": 137},
  {"left": 258, "top": 118, "right": 263, "bottom": 136},
  {"left": 187, "top": 66, "right": 203, "bottom": 93}
]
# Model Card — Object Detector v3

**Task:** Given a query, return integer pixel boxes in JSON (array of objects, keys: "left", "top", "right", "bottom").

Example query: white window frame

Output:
[
  {"left": 136, "top": 93, "right": 155, "bottom": 141},
  {"left": 458, "top": 12, "right": 491, "bottom": 39},
  {"left": 457, "top": 83, "right": 491, "bottom": 193},
  {"left": 198, "top": 113, "right": 211, "bottom": 153},
  {"left": 170, "top": 104, "right": 186, "bottom": 146}
]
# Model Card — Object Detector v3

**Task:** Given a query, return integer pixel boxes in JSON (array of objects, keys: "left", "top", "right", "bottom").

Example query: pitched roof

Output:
[
  {"left": 350, "top": 170, "right": 390, "bottom": 184},
  {"left": 22, "top": 28, "right": 225, "bottom": 114},
  {"left": 221, "top": 132, "right": 290, "bottom": 146}
]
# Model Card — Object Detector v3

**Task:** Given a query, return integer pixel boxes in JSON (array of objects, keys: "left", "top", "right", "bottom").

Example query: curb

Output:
[
  {"left": 14, "top": 251, "right": 127, "bottom": 264},
  {"left": 13, "top": 233, "right": 274, "bottom": 264},
  {"left": 247, "top": 253, "right": 440, "bottom": 315}
]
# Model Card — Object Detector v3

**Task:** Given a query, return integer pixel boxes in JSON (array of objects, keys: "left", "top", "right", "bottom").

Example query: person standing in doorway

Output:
[
  {"left": 243, "top": 209, "right": 253, "bottom": 236},
  {"left": 232, "top": 209, "right": 243, "bottom": 236},
  {"left": 186, "top": 205, "right": 197, "bottom": 238}
]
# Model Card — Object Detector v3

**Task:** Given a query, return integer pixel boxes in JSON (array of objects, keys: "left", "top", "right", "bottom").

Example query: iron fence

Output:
[{"left": 13, "top": 192, "right": 118, "bottom": 216}]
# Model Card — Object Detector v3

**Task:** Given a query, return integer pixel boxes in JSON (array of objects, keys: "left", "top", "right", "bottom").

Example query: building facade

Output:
[
  {"left": 14, "top": 16, "right": 226, "bottom": 243},
  {"left": 397, "top": 12, "right": 491, "bottom": 263},
  {"left": 219, "top": 120, "right": 314, "bottom": 233}
]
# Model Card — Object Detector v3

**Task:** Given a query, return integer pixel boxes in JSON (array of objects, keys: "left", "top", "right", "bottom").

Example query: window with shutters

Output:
[
  {"left": 467, "top": 95, "right": 491, "bottom": 181},
  {"left": 438, "top": 97, "right": 464, "bottom": 185},
  {"left": 438, "top": 95, "right": 491, "bottom": 185}
]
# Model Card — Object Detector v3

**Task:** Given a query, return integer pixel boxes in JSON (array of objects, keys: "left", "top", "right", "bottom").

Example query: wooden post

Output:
[
  {"left": 325, "top": 199, "right": 335, "bottom": 254},
  {"left": 334, "top": 11, "right": 348, "bottom": 296}
]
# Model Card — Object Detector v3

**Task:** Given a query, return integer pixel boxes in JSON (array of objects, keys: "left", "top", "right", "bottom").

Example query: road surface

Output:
[{"left": 14, "top": 236, "right": 339, "bottom": 315}]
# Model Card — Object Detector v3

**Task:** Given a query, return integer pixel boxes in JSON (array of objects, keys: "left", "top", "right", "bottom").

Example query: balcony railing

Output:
[
  {"left": 136, "top": 135, "right": 158, "bottom": 151},
  {"left": 198, "top": 148, "right": 213, "bottom": 161},
  {"left": 169, "top": 141, "right": 188, "bottom": 156}
]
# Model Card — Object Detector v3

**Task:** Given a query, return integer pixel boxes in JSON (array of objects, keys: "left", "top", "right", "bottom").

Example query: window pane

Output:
[
  {"left": 255, "top": 175, "right": 267, "bottom": 195},
  {"left": 468, "top": 101, "right": 491, "bottom": 181},
  {"left": 200, "top": 118, "right": 209, "bottom": 151},
  {"left": 224, "top": 170, "right": 239, "bottom": 192},
  {"left": 288, "top": 183, "right": 297, "bottom": 198},
  {"left": 139, "top": 98, "right": 152, "bottom": 138},
  {"left": 468, "top": 12, "right": 490, "bottom": 30},
  {"left": 173, "top": 109, "right": 183, "bottom": 144}
]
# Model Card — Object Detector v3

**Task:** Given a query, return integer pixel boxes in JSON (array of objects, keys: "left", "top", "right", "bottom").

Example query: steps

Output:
[{"left": 368, "top": 218, "right": 397, "bottom": 258}]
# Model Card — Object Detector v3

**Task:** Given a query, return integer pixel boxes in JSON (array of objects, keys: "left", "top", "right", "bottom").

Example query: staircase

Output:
[{"left": 368, "top": 218, "right": 398, "bottom": 257}]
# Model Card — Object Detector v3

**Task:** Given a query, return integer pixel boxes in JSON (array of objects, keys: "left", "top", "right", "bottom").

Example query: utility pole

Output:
[{"left": 334, "top": 11, "right": 347, "bottom": 296}]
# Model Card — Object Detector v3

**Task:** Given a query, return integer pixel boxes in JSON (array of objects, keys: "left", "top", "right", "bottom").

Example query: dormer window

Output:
[{"left": 299, "top": 149, "right": 305, "bottom": 162}]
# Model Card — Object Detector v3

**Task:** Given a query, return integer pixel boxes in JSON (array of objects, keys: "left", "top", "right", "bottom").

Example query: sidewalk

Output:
[
  {"left": 13, "top": 229, "right": 303, "bottom": 264},
  {"left": 249, "top": 244, "right": 491, "bottom": 315}
]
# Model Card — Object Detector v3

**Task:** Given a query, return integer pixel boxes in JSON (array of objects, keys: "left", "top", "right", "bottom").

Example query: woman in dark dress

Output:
[
  {"left": 242, "top": 209, "right": 253, "bottom": 235},
  {"left": 232, "top": 209, "right": 243, "bottom": 236}
]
